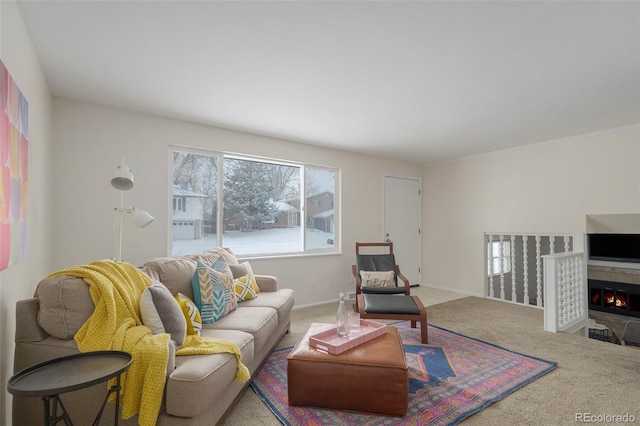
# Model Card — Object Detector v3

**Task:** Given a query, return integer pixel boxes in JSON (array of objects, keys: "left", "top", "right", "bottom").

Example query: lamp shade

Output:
[
  {"left": 111, "top": 159, "right": 134, "bottom": 190},
  {"left": 131, "top": 208, "right": 154, "bottom": 229}
]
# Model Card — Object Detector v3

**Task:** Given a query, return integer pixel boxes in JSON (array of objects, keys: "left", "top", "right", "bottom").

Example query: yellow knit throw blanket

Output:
[{"left": 49, "top": 261, "right": 250, "bottom": 426}]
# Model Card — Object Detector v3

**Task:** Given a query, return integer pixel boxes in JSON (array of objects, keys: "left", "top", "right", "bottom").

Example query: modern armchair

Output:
[{"left": 352, "top": 242, "right": 410, "bottom": 310}]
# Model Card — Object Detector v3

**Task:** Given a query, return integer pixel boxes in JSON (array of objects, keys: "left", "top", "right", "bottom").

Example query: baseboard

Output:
[
  {"left": 293, "top": 299, "right": 338, "bottom": 310},
  {"left": 419, "top": 283, "right": 484, "bottom": 298},
  {"left": 291, "top": 284, "right": 481, "bottom": 310}
]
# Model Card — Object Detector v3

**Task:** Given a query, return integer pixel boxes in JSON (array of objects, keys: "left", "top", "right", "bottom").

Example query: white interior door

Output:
[{"left": 384, "top": 175, "right": 422, "bottom": 286}]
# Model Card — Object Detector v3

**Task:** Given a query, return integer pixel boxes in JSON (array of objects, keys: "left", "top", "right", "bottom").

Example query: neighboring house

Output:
[
  {"left": 306, "top": 191, "right": 334, "bottom": 233},
  {"left": 172, "top": 186, "right": 208, "bottom": 240},
  {"left": 310, "top": 208, "right": 334, "bottom": 233},
  {"left": 273, "top": 200, "right": 299, "bottom": 228}
]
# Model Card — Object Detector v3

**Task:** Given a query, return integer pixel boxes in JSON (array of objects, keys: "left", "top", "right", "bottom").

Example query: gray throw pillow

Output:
[{"left": 140, "top": 281, "right": 187, "bottom": 346}]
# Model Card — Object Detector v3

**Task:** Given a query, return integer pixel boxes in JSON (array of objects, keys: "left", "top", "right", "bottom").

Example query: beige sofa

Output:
[{"left": 12, "top": 248, "right": 294, "bottom": 425}]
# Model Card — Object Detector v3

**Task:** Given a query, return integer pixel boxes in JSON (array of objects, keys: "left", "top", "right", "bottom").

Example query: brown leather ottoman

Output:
[{"left": 287, "top": 323, "right": 408, "bottom": 417}]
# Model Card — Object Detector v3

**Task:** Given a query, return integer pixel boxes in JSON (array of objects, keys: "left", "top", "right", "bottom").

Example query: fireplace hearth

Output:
[{"left": 588, "top": 279, "right": 640, "bottom": 318}]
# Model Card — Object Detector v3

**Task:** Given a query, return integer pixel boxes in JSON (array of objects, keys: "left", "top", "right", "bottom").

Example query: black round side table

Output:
[{"left": 7, "top": 350, "right": 132, "bottom": 426}]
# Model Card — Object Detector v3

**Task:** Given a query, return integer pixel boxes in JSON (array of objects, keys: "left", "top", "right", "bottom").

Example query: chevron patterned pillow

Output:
[{"left": 191, "top": 259, "right": 237, "bottom": 324}]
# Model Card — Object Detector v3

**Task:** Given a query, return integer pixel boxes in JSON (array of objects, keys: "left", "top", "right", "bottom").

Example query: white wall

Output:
[
  {"left": 422, "top": 126, "right": 640, "bottom": 296},
  {"left": 52, "top": 98, "right": 424, "bottom": 306},
  {"left": 0, "top": 2, "right": 54, "bottom": 424}
]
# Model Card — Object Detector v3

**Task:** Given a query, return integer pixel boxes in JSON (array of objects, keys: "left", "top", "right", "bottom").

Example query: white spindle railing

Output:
[
  {"left": 543, "top": 251, "right": 588, "bottom": 333},
  {"left": 488, "top": 237, "right": 495, "bottom": 298},
  {"left": 485, "top": 232, "right": 587, "bottom": 334},
  {"left": 486, "top": 233, "right": 577, "bottom": 307}
]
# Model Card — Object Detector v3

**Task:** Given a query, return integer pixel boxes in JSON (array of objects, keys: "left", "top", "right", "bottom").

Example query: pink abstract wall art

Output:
[{"left": 0, "top": 59, "right": 29, "bottom": 271}]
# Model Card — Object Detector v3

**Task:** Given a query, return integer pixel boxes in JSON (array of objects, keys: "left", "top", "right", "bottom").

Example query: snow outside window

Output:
[{"left": 171, "top": 148, "right": 339, "bottom": 257}]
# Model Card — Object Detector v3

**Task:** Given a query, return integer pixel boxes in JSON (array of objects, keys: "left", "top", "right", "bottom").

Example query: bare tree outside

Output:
[
  {"left": 269, "top": 164, "right": 300, "bottom": 208},
  {"left": 173, "top": 152, "right": 218, "bottom": 238}
]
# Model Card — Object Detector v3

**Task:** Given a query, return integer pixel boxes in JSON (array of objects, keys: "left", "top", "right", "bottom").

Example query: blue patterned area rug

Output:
[{"left": 251, "top": 322, "right": 557, "bottom": 425}]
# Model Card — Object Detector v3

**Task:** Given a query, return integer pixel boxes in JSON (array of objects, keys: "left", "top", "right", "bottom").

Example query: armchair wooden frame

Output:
[{"left": 352, "top": 242, "right": 411, "bottom": 311}]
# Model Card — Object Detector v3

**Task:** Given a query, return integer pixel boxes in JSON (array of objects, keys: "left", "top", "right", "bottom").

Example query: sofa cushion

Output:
[
  {"left": 35, "top": 275, "right": 93, "bottom": 339},
  {"left": 228, "top": 263, "right": 247, "bottom": 279},
  {"left": 174, "top": 292, "right": 202, "bottom": 336},
  {"left": 138, "top": 265, "right": 160, "bottom": 282},
  {"left": 141, "top": 249, "right": 239, "bottom": 298},
  {"left": 192, "top": 260, "right": 236, "bottom": 324},
  {"left": 140, "top": 281, "right": 187, "bottom": 346},
  {"left": 142, "top": 256, "right": 197, "bottom": 298},
  {"left": 188, "top": 247, "right": 238, "bottom": 266},
  {"left": 166, "top": 329, "right": 254, "bottom": 417},
  {"left": 237, "top": 288, "right": 295, "bottom": 333},
  {"left": 204, "top": 306, "right": 278, "bottom": 351}
]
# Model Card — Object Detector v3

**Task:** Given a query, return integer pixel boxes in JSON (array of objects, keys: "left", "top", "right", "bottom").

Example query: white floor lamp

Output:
[{"left": 111, "top": 158, "right": 154, "bottom": 262}]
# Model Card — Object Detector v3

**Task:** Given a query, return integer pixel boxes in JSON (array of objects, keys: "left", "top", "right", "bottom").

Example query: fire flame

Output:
[{"left": 605, "top": 294, "right": 627, "bottom": 308}]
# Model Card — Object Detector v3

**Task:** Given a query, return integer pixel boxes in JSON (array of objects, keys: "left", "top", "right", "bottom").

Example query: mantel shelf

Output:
[{"left": 588, "top": 265, "right": 640, "bottom": 286}]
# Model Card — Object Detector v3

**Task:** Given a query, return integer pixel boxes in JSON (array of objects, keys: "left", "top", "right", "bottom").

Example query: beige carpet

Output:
[{"left": 222, "top": 296, "right": 639, "bottom": 425}]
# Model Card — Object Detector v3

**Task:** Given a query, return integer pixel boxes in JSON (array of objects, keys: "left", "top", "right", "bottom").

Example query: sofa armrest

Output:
[
  {"left": 15, "top": 299, "right": 49, "bottom": 343},
  {"left": 17, "top": 297, "right": 177, "bottom": 375},
  {"left": 255, "top": 275, "right": 278, "bottom": 292}
]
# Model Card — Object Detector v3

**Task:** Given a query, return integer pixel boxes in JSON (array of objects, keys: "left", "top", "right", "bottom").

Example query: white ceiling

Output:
[{"left": 16, "top": 0, "right": 640, "bottom": 164}]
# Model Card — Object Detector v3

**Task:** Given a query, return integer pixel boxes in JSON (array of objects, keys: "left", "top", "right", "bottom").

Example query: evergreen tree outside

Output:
[{"left": 223, "top": 158, "right": 278, "bottom": 230}]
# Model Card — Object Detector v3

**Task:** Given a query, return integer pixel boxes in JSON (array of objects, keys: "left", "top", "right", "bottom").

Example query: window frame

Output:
[
  {"left": 173, "top": 197, "right": 187, "bottom": 212},
  {"left": 487, "top": 240, "right": 512, "bottom": 276},
  {"left": 303, "top": 164, "right": 340, "bottom": 254},
  {"left": 169, "top": 146, "right": 340, "bottom": 258}
]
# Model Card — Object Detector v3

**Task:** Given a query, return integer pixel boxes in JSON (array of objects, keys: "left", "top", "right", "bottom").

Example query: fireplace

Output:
[{"left": 588, "top": 279, "right": 640, "bottom": 318}]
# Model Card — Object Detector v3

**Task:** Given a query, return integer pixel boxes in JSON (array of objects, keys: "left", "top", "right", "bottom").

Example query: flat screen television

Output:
[{"left": 588, "top": 233, "right": 640, "bottom": 263}]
